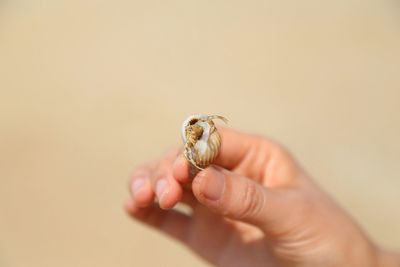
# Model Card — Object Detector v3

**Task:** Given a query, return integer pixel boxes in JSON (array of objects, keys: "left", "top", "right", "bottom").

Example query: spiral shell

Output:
[{"left": 181, "top": 114, "right": 228, "bottom": 170}]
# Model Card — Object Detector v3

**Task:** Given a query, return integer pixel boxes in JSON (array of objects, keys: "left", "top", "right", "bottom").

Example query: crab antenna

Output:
[{"left": 209, "top": 115, "right": 229, "bottom": 124}]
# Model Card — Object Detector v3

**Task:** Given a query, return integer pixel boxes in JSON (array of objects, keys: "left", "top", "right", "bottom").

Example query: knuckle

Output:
[
  {"left": 252, "top": 136, "right": 290, "bottom": 163},
  {"left": 237, "top": 181, "right": 264, "bottom": 220}
]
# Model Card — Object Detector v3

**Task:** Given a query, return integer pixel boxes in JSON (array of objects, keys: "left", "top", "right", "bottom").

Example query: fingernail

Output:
[
  {"left": 132, "top": 178, "right": 145, "bottom": 195},
  {"left": 202, "top": 168, "right": 224, "bottom": 201},
  {"left": 156, "top": 179, "right": 168, "bottom": 202}
]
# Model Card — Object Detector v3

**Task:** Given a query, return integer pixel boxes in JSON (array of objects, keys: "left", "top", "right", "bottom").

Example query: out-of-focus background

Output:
[{"left": 0, "top": 0, "right": 399, "bottom": 266}]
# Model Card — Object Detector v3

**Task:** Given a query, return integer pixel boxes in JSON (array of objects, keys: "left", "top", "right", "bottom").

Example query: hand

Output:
[{"left": 125, "top": 128, "right": 399, "bottom": 267}]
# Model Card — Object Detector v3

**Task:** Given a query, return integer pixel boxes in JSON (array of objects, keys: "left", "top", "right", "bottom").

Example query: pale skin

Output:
[{"left": 125, "top": 128, "right": 400, "bottom": 267}]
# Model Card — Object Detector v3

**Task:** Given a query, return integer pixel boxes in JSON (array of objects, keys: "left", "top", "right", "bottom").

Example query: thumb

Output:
[{"left": 192, "top": 166, "right": 293, "bottom": 231}]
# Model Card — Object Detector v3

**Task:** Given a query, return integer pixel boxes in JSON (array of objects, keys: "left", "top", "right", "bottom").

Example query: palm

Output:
[
  {"left": 186, "top": 202, "right": 277, "bottom": 267},
  {"left": 182, "top": 144, "right": 288, "bottom": 266}
]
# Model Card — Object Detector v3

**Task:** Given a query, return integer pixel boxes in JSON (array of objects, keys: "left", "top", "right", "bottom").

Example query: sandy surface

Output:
[{"left": 0, "top": 1, "right": 399, "bottom": 266}]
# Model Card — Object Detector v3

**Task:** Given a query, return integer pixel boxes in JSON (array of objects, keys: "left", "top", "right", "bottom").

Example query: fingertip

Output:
[
  {"left": 124, "top": 199, "right": 139, "bottom": 214},
  {"left": 125, "top": 199, "right": 150, "bottom": 221},
  {"left": 130, "top": 178, "right": 155, "bottom": 207},
  {"left": 156, "top": 178, "right": 183, "bottom": 210},
  {"left": 159, "top": 181, "right": 183, "bottom": 209},
  {"left": 192, "top": 166, "right": 225, "bottom": 203},
  {"left": 173, "top": 155, "right": 190, "bottom": 183}
]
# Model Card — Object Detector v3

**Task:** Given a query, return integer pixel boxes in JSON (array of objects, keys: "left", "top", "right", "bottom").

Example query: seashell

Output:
[{"left": 181, "top": 114, "right": 228, "bottom": 171}]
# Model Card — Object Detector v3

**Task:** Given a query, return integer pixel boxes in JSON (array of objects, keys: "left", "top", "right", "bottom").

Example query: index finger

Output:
[
  {"left": 173, "top": 127, "right": 268, "bottom": 181},
  {"left": 214, "top": 127, "right": 264, "bottom": 169}
]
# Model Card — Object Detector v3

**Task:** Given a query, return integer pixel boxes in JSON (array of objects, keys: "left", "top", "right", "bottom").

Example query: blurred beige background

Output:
[{"left": 0, "top": 0, "right": 399, "bottom": 266}]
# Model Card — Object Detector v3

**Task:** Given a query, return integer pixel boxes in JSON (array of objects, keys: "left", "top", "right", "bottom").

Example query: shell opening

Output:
[{"left": 181, "top": 114, "right": 228, "bottom": 171}]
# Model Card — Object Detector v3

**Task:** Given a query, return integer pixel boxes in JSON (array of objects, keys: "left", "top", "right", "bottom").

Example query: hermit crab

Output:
[{"left": 181, "top": 114, "right": 228, "bottom": 171}]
